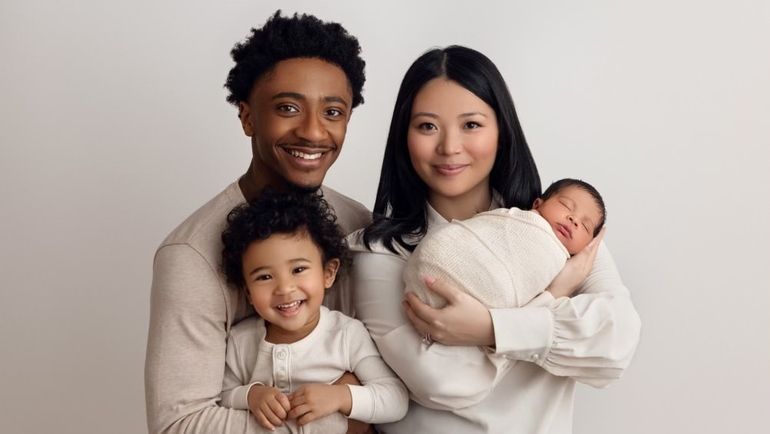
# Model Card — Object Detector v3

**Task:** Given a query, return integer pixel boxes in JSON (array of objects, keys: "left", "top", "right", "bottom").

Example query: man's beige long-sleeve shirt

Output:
[{"left": 145, "top": 181, "right": 371, "bottom": 434}]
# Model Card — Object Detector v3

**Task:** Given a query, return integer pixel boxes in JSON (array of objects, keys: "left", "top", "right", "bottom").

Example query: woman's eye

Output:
[
  {"left": 417, "top": 122, "right": 437, "bottom": 131},
  {"left": 464, "top": 121, "right": 481, "bottom": 129}
]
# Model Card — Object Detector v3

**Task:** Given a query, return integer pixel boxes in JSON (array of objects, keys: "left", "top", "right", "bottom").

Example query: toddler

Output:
[{"left": 220, "top": 190, "right": 408, "bottom": 433}]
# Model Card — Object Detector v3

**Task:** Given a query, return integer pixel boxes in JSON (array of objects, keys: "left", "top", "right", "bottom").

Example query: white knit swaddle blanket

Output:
[{"left": 404, "top": 207, "right": 569, "bottom": 309}]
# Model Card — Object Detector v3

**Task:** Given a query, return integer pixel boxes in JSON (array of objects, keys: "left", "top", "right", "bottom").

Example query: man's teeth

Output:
[
  {"left": 288, "top": 150, "right": 322, "bottom": 160},
  {"left": 276, "top": 300, "right": 302, "bottom": 310}
]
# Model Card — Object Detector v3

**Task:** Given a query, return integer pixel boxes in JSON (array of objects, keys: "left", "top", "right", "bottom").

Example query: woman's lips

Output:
[{"left": 433, "top": 164, "right": 468, "bottom": 176}]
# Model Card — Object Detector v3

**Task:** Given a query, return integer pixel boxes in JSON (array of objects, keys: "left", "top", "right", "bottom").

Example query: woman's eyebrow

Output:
[
  {"left": 411, "top": 112, "right": 439, "bottom": 119},
  {"left": 459, "top": 112, "right": 487, "bottom": 118}
]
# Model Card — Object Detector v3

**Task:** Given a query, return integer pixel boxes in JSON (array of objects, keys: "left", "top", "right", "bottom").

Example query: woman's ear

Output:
[{"left": 323, "top": 258, "right": 341, "bottom": 288}]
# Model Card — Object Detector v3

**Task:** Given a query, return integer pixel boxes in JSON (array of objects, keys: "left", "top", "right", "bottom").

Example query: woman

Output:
[{"left": 347, "top": 46, "right": 641, "bottom": 433}]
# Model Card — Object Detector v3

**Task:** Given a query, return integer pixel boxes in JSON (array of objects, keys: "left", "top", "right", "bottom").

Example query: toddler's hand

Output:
[
  {"left": 287, "top": 383, "right": 352, "bottom": 426},
  {"left": 247, "top": 385, "right": 291, "bottom": 431}
]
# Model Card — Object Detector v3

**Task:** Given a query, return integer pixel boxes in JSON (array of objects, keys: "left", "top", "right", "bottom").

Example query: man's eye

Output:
[
  {"left": 326, "top": 108, "right": 344, "bottom": 117},
  {"left": 277, "top": 104, "right": 299, "bottom": 113}
]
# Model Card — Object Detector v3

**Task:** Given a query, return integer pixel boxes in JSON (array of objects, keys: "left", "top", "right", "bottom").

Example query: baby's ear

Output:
[
  {"left": 323, "top": 258, "right": 341, "bottom": 288},
  {"left": 532, "top": 198, "right": 543, "bottom": 209}
]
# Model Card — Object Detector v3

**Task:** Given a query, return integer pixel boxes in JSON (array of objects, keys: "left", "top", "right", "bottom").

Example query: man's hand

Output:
[
  {"left": 547, "top": 228, "right": 605, "bottom": 299},
  {"left": 247, "top": 384, "right": 291, "bottom": 431},
  {"left": 287, "top": 384, "right": 351, "bottom": 426}
]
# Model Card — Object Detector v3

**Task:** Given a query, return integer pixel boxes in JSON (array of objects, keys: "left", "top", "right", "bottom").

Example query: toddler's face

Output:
[
  {"left": 533, "top": 186, "right": 602, "bottom": 255},
  {"left": 241, "top": 230, "right": 339, "bottom": 343}
]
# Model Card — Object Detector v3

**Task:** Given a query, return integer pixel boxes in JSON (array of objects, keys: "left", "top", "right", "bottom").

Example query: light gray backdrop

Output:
[{"left": 1, "top": 1, "right": 768, "bottom": 433}]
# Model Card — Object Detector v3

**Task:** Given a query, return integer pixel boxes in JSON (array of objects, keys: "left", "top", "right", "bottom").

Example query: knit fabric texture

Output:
[{"left": 403, "top": 207, "right": 569, "bottom": 309}]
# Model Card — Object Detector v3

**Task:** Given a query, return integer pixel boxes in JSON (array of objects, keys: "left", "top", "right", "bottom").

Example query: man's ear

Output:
[
  {"left": 532, "top": 198, "right": 543, "bottom": 210},
  {"left": 323, "top": 258, "right": 341, "bottom": 289},
  {"left": 238, "top": 102, "right": 253, "bottom": 137}
]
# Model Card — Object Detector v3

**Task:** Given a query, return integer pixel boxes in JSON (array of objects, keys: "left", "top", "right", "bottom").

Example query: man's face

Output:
[{"left": 239, "top": 58, "right": 353, "bottom": 191}]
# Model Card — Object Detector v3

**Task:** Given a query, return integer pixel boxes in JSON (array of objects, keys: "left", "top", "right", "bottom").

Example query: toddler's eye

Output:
[
  {"left": 255, "top": 274, "right": 272, "bottom": 281},
  {"left": 293, "top": 266, "right": 308, "bottom": 274}
]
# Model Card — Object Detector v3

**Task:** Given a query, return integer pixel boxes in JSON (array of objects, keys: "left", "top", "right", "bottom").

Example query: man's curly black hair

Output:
[
  {"left": 224, "top": 10, "right": 366, "bottom": 109},
  {"left": 221, "top": 189, "right": 350, "bottom": 292}
]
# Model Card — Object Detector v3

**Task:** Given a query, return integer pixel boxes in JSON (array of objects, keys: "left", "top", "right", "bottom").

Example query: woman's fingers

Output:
[
  {"left": 403, "top": 296, "right": 433, "bottom": 336},
  {"left": 423, "top": 275, "right": 462, "bottom": 303}
]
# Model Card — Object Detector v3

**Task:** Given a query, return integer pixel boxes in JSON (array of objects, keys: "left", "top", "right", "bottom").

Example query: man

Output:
[{"left": 145, "top": 11, "right": 371, "bottom": 433}]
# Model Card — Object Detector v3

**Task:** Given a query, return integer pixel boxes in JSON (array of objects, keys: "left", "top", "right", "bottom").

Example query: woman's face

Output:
[{"left": 407, "top": 78, "right": 499, "bottom": 209}]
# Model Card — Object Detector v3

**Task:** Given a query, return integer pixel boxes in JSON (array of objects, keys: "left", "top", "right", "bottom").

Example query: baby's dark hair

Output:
[
  {"left": 541, "top": 178, "right": 606, "bottom": 236},
  {"left": 221, "top": 189, "right": 349, "bottom": 291},
  {"left": 224, "top": 10, "right": 366, "bottom": 109}
]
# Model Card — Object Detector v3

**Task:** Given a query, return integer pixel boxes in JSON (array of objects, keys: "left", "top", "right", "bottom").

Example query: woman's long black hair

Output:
[{"left": 363, "top": 46, "right": 541, "bottom": 253}]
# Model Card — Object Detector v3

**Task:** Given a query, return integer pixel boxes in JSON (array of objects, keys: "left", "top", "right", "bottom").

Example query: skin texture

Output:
[
  {"left": 401, "top": 80, "right": 606, "bottom": 346},
  {"left": 237, "top": 58, "right": 353, "bottom": 200},
  {"left": 242, "top": 231, "right": 339, "bottom": 344},
  {"left": 242, "top": 230, "right": 353, "bottom": 430},
  {"left": 407, "top": 78, "right": 499, "bottom": 221},
  {"left": 234, "top": 56, "right": 370, "bottom": 434},
  {"left": 532, "top": 185, "right": 603, "bottom": 255}
]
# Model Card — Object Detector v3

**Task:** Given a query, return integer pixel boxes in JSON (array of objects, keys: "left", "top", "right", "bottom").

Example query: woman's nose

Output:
[{"left": 437, "top": 131, "right": 461, "bottom": 155}]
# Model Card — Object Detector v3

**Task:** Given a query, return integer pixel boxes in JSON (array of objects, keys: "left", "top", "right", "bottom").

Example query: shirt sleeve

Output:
[
  {"left": 351, "top": 250, "right": 501, "bottom": 411},
  {"left": 219, "top": 334, "right": 265, "bottom": 411},
  {"left": 489, "top": 242, "right": 642, "bottom": 387},
  {"left": 344, "top": 319, "right": 409, "bottom": 423},
  {"left": 145, "top": 244, "right": 264, "bottom": 434}
]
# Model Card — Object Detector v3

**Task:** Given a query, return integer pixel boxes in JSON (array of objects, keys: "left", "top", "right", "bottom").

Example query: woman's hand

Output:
[
  {"left": 404, "top": 276, "right": 495, "bottom": 347},
  {"left": 547, "top": 228, "right": 605, "bottom": 299}
]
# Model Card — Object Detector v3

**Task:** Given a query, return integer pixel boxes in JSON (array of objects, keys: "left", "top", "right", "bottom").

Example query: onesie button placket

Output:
[{"left": 273, "top": 346, "right": 291, "bottom": 393}]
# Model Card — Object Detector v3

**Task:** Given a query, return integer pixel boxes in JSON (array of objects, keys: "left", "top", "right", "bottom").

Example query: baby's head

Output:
[
  {"left": 221, "top": 189, "right": 348, "bottom": 339},
  {"left": 532, "top": 179, "right": 606, "bottom": 255}
]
